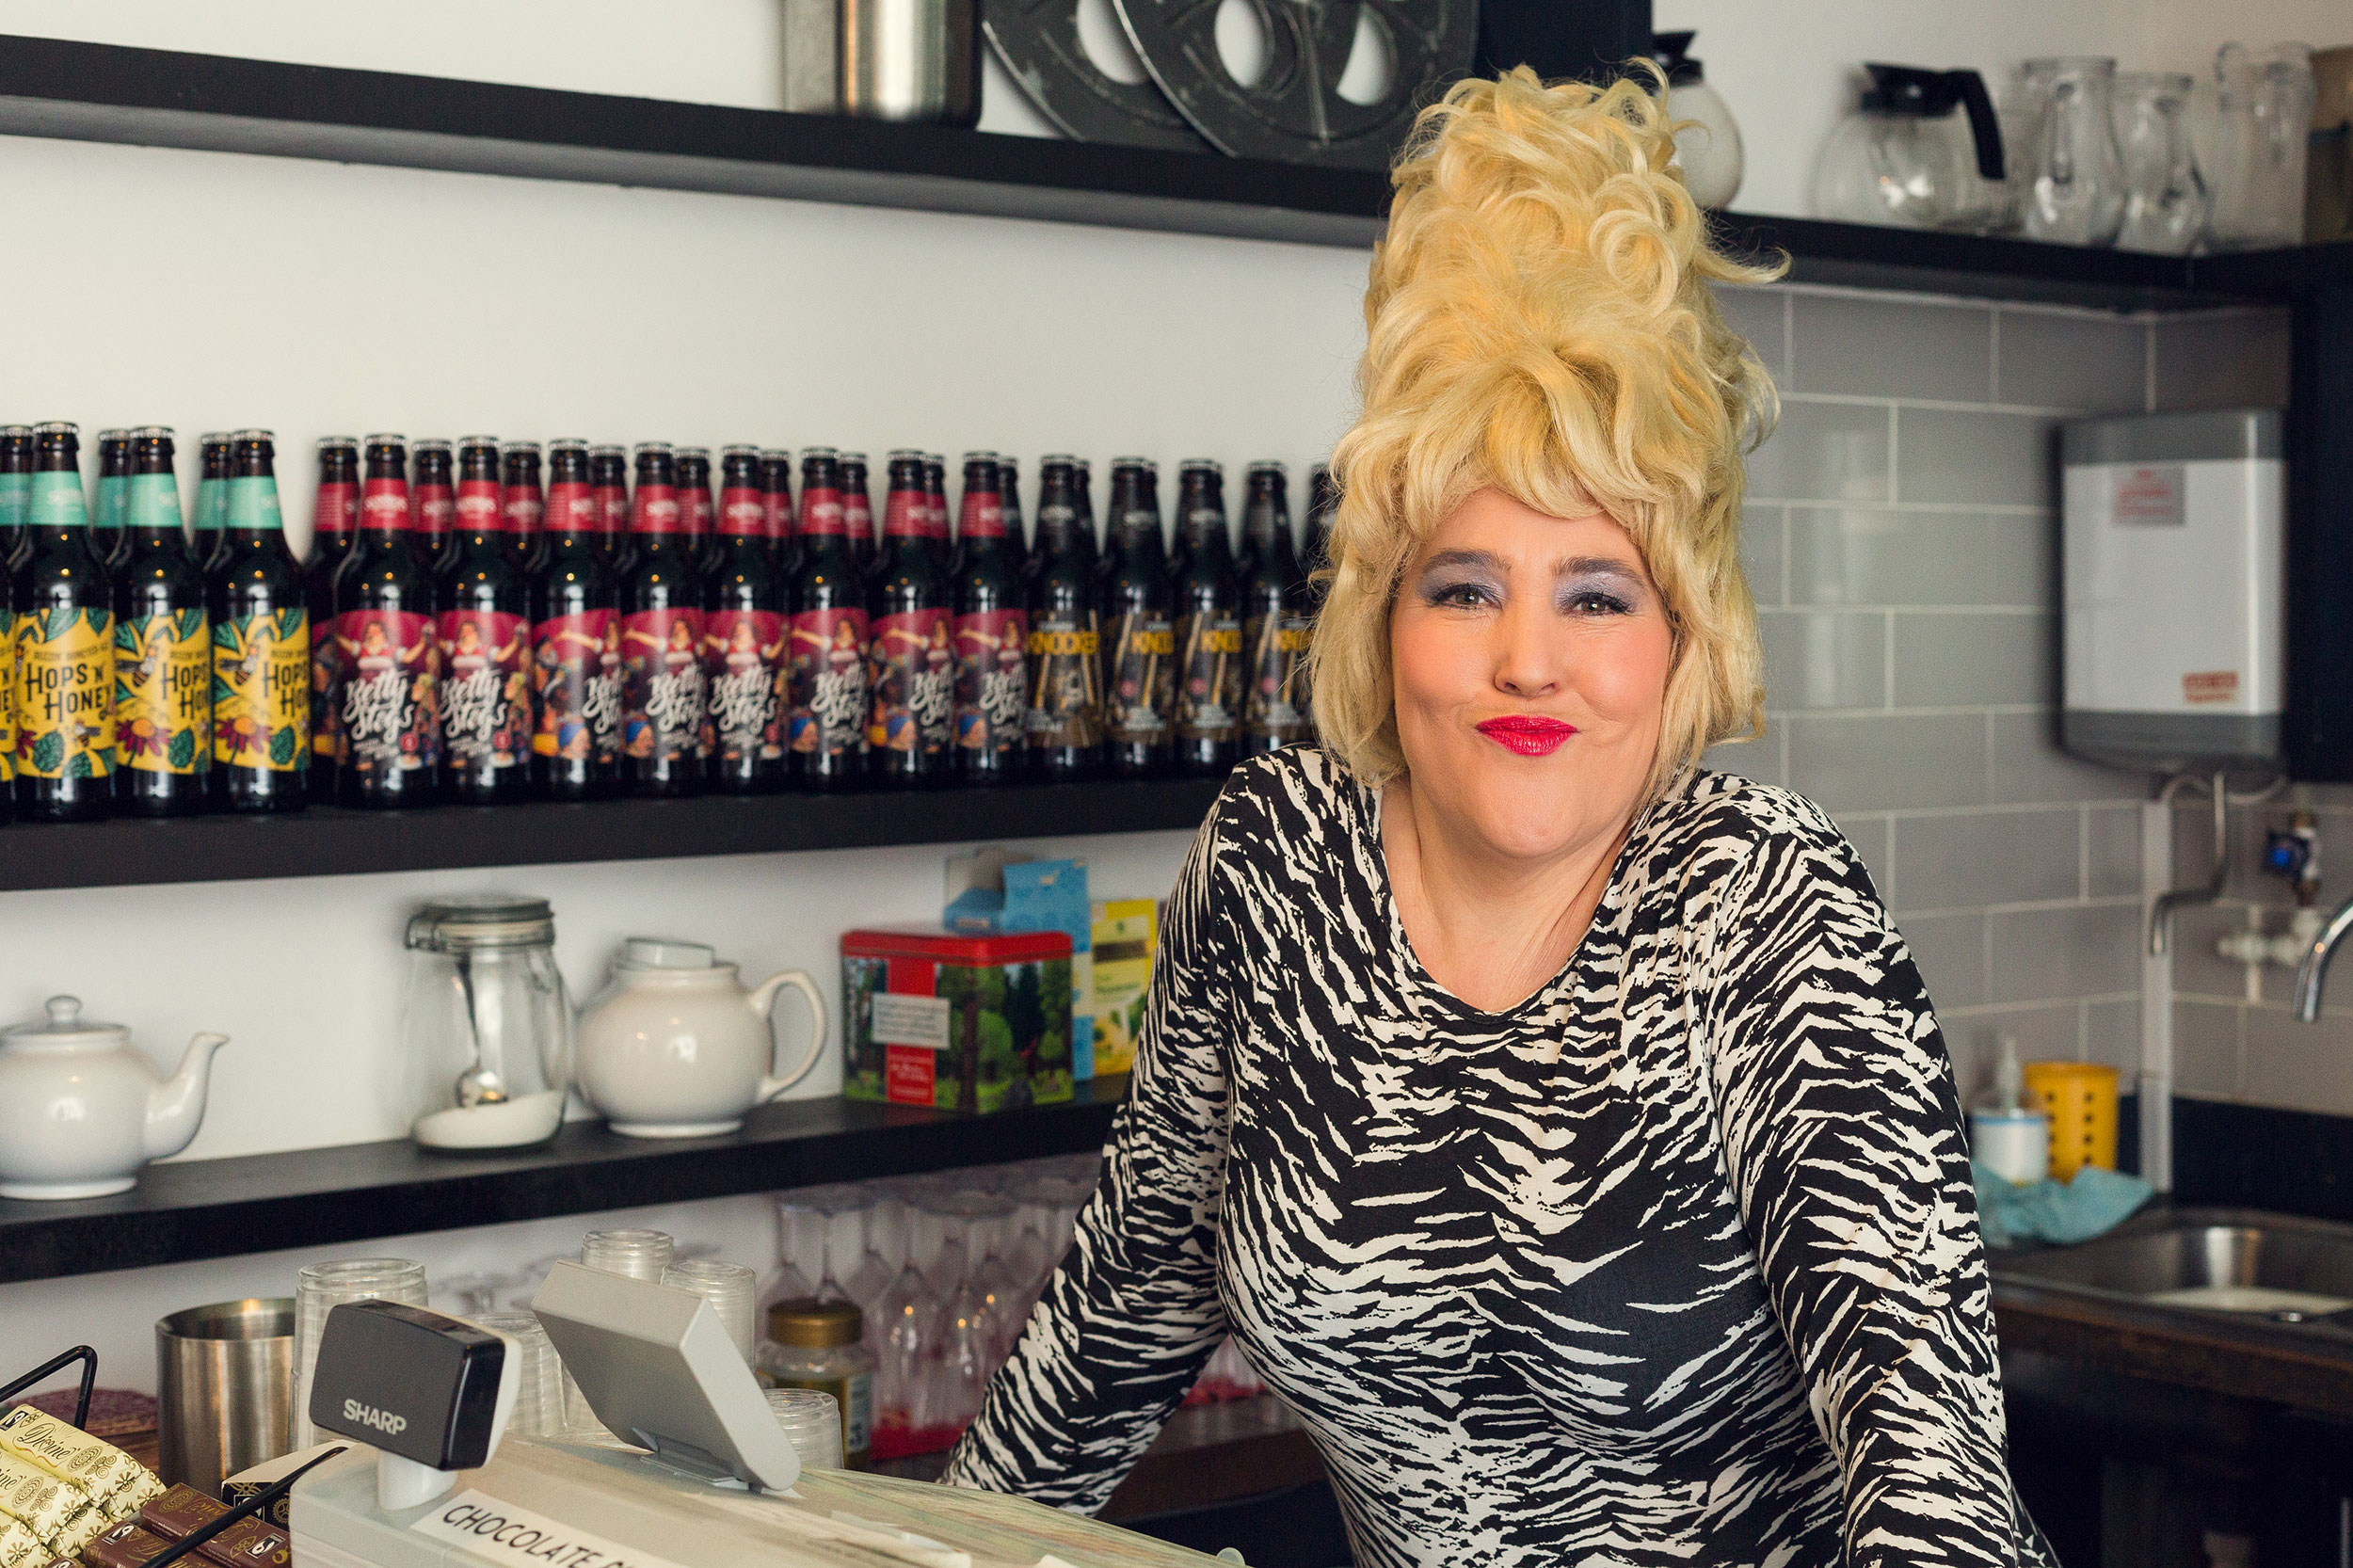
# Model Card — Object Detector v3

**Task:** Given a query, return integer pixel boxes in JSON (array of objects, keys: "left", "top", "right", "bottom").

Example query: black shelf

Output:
[
  {"left": 0, "top": 1075, "right": 1128, "bottom": 1286},
  {"left": 0, "top": 776, "right": 1225, "bottom": 891}
]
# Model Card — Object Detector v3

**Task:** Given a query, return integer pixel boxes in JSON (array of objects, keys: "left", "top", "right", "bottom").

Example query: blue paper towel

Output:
[{"left": 1974, "top": 1160, "right": 2154, "bottom": 1249}]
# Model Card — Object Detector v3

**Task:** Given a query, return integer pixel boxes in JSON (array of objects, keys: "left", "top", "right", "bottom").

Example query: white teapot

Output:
[
  {"left": 574, "top": 939, "right": 827, "bottom": 1138},
  {"left": 0, "top": 996, "right": 230, "bottom": 1200}
]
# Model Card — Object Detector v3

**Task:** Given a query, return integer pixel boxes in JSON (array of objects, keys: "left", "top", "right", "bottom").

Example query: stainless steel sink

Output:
[{"left": 1991, "top": 1208, "right": 2353, "bottom": 1326}]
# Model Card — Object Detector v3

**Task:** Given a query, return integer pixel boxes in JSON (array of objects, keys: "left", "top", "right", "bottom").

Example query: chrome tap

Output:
[{"left": 2294, "top": 896, "right": 2353, "bottom": 1022}]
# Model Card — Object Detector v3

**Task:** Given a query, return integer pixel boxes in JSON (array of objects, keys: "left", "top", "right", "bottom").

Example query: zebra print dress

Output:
[{"left": 945, "top": 746, "right": 2053, "bottom": 1567}]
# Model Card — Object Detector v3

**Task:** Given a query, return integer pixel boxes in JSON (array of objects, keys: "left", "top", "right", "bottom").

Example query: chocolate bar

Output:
[
  {"left": 206, "top": 1489, "right": 280, "bottom": 1536},
  {"left": 75, "top": 1523, "right": 167, "bottom": 1568},
  {"left": 0, "top": 1519, "right": 42, "bottom": 1568},
  {"left": 45, "top": 1512, "right": 102, "bottom": 1560},
  {"left": 134, "top": 1489, "right": 287, "bottom": 1568},
  {"left": 100, "top": 1476, "right": 157, "bottom": 1526},
  {"left": 0, "top": 1453, "right": 92, "bottom": 1540},
  {"left": 0, "top": 1415, "right": 139, "bottom": 1503}
]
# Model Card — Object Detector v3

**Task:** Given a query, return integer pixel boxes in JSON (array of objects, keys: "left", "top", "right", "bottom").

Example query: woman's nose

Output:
[{"left": 1492, "top": 595, "right": 1561, "bottom": 698}]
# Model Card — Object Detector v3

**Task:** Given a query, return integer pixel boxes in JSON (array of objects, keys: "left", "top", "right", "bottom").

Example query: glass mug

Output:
[
  {"left": 2024, "top": 57, "right": 2125, "bottom": 246},
  {"left": 2209, "top": 41, "right": 2316, "bottom": 248}
]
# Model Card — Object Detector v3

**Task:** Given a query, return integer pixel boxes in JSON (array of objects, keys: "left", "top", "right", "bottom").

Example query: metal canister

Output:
[
  {"left": 156, "top": 1298, "right": 294, "bottom": 1493},
  {"left": 839, "top": 0, "right": 979, "bottom": 125}
]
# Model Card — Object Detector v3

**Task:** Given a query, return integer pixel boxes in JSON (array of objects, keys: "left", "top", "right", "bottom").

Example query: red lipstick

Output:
[{"left": 1474, "top": 714, "right": 1577, "bottom": 757}]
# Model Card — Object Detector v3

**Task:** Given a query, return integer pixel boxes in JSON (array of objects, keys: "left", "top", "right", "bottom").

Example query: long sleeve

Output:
[
  {"left": 1697, "top": 803, "right": 2045, "bottom": 1567},
  {"left": 941, "top": 801, "right": 1239, "bottom": 1512}
]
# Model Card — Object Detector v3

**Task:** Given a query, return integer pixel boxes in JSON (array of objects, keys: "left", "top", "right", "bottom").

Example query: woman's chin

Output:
[{"left": 1428, "top": 766, "right": 1613, "bottom": 865}]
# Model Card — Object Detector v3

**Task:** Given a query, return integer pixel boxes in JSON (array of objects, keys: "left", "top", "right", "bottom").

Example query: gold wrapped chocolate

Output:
[
  {"left": 44, "top": 1513, "right": 102, "bottom": 1560},
  {"left": 0, "top": 1453, "right": 91, "bottom": 1541},
  {"left": 0, "top": 1518, "right": 43, "bottom": 1568},
  {"left": 0, "top": 1416, "right": 137, "bottom": 1505},
  {"left": 100, "top": 1475, "right": 158, "bottom": 1525}
]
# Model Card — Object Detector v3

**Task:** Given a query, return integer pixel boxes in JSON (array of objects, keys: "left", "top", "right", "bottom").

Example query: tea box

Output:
[{"left": 840, "top": 928, "right": 1075, "bottom": 1112}]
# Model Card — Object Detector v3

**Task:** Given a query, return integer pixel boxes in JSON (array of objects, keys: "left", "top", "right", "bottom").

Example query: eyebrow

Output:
[{"left": 1418, "top": 548, "right": 1647, "bottom": 586}]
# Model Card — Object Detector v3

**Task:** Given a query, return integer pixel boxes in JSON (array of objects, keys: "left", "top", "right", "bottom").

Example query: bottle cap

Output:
[
  {"left": 765, "top": 1297, "right": 862, "bottom": 1349},
  {"left": 414, "top": 438, "right": 453, "bottom": 453},
  {"left": 32, "top": 421, "right": 77, "bottom": 436}
]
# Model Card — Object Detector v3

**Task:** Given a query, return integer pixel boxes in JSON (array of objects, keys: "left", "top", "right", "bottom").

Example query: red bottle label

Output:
[
  {"left": 438, "top": 609, "right": 531, "bottom": 777},
  {"left": 953, "top": 609, "right": 1027, "bottom": 755},
  {"left": 719, "top": 487, "right": 766, "bottom": 538},
  {"left": 622, "top": 608, "right": 708, "bottom": 762},
  {"left": 866, "top": 608, "right": 953, "bottom": 756},
  {"left": 957, "top": 493, "right": 1006, "bottom": 539},
  {"left": 683, "top": 488, "right": 713, "bottom": 539},
  {"left": 360, "top": 476, "right": 409, "bottom": 532},
  {"left": 504, "top": 488, "right": 545, "bottom": 538},
  {"left": 417, "top": 483, "right": 454, "bottom": 540},
  {"left": 789, "top": 608, "right": 869, "bottom": 759},
  {"left": 925, "top": 494, "right": 951, "bottom": 541},
  {"left": 882, "top": 488, "right": 925, "bottom": 540},
  {"left": 594, "top": 485, "right": 629, "bottom": 540},
  {"left": 533, "top": 609, "right": 622, "bottom": 763},
  {"left": 763, "top": 486, "right": 792, "bottom": 543},
  {"left": 455, "top": 478, "right": 502, "bottom": 535},
  {"left": 335, "top": 609, "right": 440, "bottom": 775},
  {"left": 843, "top": 490, "right": 872, "bottom": 543},
  {"left": 705, "top": 609, "right": 785, "bottom": 762},
  {"left": 799, "top": 487, "right": 845, "bottom": 537},
  {"left": 314, "top": 480, "right": 359, "bottom": 541},
  {"left": 549, "top": 481, "right": 598, "bottom": 537},
  {"left": 632, "top": 483, "right": 682, "bottom": 535}
]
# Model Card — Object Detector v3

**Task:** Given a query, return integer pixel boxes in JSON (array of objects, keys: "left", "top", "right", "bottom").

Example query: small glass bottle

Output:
[{"left": 758, "top": 1297, "right": 875, "bottom": 1470}]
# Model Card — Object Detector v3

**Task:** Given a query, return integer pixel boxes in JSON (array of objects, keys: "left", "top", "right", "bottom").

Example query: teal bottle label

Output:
[
  {"left": 26, "top": 473, "right": 88, "bottom": 529},
  {"left": 126, "top": 472, "right": 184, "bottom": 534},
  {"left": 0, "top": 472, "right": 30, "bottom": 531},
  {"left": 224, "top": 474, "right": 281, "bottom": 532},
  {"left": 95, "top": 474, "right": 127, "bottom": 533},
  {"left": 193, "top": 478, "right": 225, "bottom": 536}
]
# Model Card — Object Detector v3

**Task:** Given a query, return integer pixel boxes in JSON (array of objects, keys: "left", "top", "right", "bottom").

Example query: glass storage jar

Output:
[{"left": 398, "top": 895, "right": 571, "bottom": 1149}]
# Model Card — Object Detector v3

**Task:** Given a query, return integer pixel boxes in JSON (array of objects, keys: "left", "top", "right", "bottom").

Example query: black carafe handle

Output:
[{"left": 1947, "top": 68, "right": 2006, "bottom": 183}]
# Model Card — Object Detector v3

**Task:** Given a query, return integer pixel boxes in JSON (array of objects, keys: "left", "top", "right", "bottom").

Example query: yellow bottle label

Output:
[
  {"left": 14, "top": 606, "right": 117, "bottom": 779},
  {"left": 115, "top": 608, "right": 212, "bottom": 776},
  {"left": 213, "top": 609, "right": 310, "bottom": 773},
  {"left": 0, "top": 607, "right": 14, "bottom": 785}
]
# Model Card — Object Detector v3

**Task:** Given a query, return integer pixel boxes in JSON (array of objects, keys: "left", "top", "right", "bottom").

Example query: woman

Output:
[{"left": 945, "top": 69, "right": 2050, "bottom": 1567}]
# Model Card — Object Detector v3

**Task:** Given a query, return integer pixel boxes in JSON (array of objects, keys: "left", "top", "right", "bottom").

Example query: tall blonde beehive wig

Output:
[{"left": 1308, "top": 65, "right": 1782, "bottom": 798}]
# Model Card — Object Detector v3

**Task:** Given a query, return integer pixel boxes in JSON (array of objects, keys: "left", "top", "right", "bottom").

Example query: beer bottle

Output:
[
  {"left": 112, "top": 427, "right": 209, "bottom": 816},
  {"left": 1300, "top": 463, "right": 1336, "bottom": 742},
  {"left": 999, "top": 456, "right": 1025, "bottom": 562},
  {"left": 589, "top": 442, "right": 630, "bottom": 562},
  {"left": 12, "top": 422, "right": 115, "bottom": 821},
  {"left": 787, "top": 448, "right": 867, "bottom": 792},
  {"left": 306, "top": 436, "right": 360, "bottom": 798},
  {"left": 1170, "top": 460, "right": 1241, "bottom": 775},
  {"left": 841, "top": 452, "right": 874, "bottom": 571},
  {"left": 193, "top": 433, "right": 232, "bottom": 574},
  {"left": 1024, "top": 456, "right": 1101, "bottom": 781},
  {"left": 331, "top": 435, "right": 440, "bottom": 809},
  {"left": 1241, "top": 461, "right": 1311, "bottom": 757},
  {"left": 704, "top": 443, "right": 788, "bottom": 794},
  {"left": 1098, "top": 458, "right": 1175, "bottom": 776},
  {"left": 952, "top": 454, "right": 1027, "bottom": 785},
  {"left": 502, "top": 440, "right": 547, "bottom": 574},
  {"left": 208, "top": 429, "right": 310, "bottom": 814},
  {"left": 413, "top": 438, "right": 456, "bottom": 571},
  {"left": 0, "top": 425, "right": 33, "bottom": 570},
  {"left": 677, "top": 446, "right": 716, "bottom": 574},
  {"left": 532, "top": 439, "right": 622, "bottom": 801},
  {"left": 93, "top": 430, "right": 133, "bottom": 570},
  {"left": 866, "top": 450, "right": 953, "bottom": 787},
  {"left": 760, "top": 447, "right": 794, "bottom": 573},
  {"left": 617, "top": 442, "right": 708, "bottom": 796},
  {"left": 923, "top": 454, "right": 952, "bottom": 563},
  {"left": 439, "top": 437, "right": 533, "bottom": 805}
]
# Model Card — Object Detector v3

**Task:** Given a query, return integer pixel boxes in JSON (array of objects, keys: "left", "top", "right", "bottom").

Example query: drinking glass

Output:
[
  {"left": 293, "top": 1258, "right": 427, "bottom": 1447},
  {"left": 664, "top": 1258, "right": 760, "bottom": 1365},
  {"left": 472, "top": 1313, "right": 565, "bottom": 1435},
  {"left": 2025, "top": 57, "right": 2125, "bottom": 245},
  {"left": 764, "top": 1388, "right": 844, "bottom": 1470},
  {"left": 2210, "top": 41, "right": 2316, "bottom": 248},
  {"left": 566, "top": 1228, "right": 676, "bottom": 1432},
  {"left": 1993, "top": 61, "right": 2057, "bottom": 233},
  {"left": 2115, "top": 72, "right": 2208, "bottom": 255}
]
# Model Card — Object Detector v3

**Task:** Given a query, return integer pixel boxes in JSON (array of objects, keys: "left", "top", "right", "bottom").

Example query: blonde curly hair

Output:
[{"left": 1306, "top": 66, "right": 1782, "bottom": 798}]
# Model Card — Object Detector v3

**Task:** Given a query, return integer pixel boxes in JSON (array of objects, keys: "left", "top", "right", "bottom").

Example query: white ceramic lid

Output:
[
  {"left": 617, "top": 937, "right": 717, "bottom": 970},
  {"left": 1, "top": 995, "right": 129, "bottom": 1047}
]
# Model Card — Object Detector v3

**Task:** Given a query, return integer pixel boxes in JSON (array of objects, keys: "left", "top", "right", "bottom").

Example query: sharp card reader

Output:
[{"left": 309, "top": 1302, "right": 519, "bottom": 1512}]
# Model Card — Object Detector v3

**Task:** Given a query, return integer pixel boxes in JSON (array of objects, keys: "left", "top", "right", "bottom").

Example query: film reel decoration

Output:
[
  {"left": 983, "top": 0, "right": 1212, "bottom": 151},
  {"left": 1112, "top": 0, "right": 1477, "bottom": 168}
]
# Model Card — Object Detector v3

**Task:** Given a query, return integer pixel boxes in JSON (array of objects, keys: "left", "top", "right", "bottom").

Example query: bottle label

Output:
[
  {"left": 455, "top": 478, "right": 502, "bottom": 534},
  {"left": 882, "top": 489, "right": 925, "bottom": 540},
  {"left": 1025, "top": 613, "right": 1102, "bottom": 746},
  {"left": 311, "top": 610, "right": 343, "bottom": 766},
  {"left": 1103, "top": 612, "right": 1176, "bottom": 741},
  {"left": 334, "top": 609, "right": 438, "bottom": 776},
  {"left": 719, "top": 487, "right": 765, "bottom": 538},
  {"left": 705, "top": 609, "right": 785, "bottom": 762},
  {"left": 214, "top": 607, "right": 311, "bottom": 773},
  {"left": 632, "top": 483, "right": 682, "bottom": 536},
  {"left": 223, "top": 474, "right": 281, "bottom": 533},
  {"left": 313, "top": 479, "right": 358, "bottom": 542},
  {"left": 417, "top": 484, "right": 455, "bottom": 540},
  {"left": 503, "top": 488, "right": 544, "bottom": 537},
  {"left": 595, "top": 486, "right": 629, "bottom": 539},
  {"left": 957, "top": 494, "right": 1006, "bottom": 540},
  {"left": 621, "top": 607, "right": 708, "bottom": 762},
  {"left": 0, "top": 606, "right": 12, "bottom": 783},
  {"left": 438, "top": 610, "right": 531, "bottom": 777},
  {"left": 0, "top": 472, "right": 26, "bottom": 533},
  {"left": 953, "top": 608, "right": 1027, "bottom": 756},
  {"left": 1175, "top": 612, "right": 1244, "bottom": 741},
  {"left": 762, "top": 487, "right": 792, "bottom": 542},
  {"left": 799, "top": 488, "right": 845, "bottom": 536},
  {"left": 788, "top": 607, "right": 869, "bottom": 760},
  {"left": 532, "top": 610, "right": 623, "bottom": 764},
  {"left": 549, "top": 481, "right": 598, "bottom": 536},
  {"left": 842, "top": 492, "right": 872, "bottom": 543},
  {"left": 361, "top": 476, "right": 410, "bottom": 532},
  {"left": 115, "top": 607, "right": 210, "bottom": 775},
  {"left": 1245, "top": 611, "right": 1313, "bottom": 741},
  {"left": 14, "top": 606, "right": 115, "bottom": 779},
  {"left": 95, "top": 476, "right": 127, "bottom": 534},
  {"left": 127, "top": 472, "right": 185, "bottom": 534},
  {"left": 683, "top": 489, "right": 713, "bottom": 538},
  {"left": 866, "top": 608, "right": 953, "bottom": 755}
]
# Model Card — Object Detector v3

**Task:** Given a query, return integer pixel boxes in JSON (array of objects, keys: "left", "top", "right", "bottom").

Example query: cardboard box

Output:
[
  {"left": 1088, "top": 899, "right": 1157, "bottom": 1078},
  {"left": 841, "top": 928, "right": 1075, "bottom": 1112}
]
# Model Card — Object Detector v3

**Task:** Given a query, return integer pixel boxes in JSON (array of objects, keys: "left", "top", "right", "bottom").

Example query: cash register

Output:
[{"left": 287, "top": 1262, "right": 1238, "bottom": 1568}]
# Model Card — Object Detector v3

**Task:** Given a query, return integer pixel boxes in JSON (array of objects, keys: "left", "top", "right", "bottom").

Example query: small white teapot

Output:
[
  {"left": 574, "top": 939, "right": 827, "bottom": 1138},
  {"left": 0, "top": 996, "right": 230, "bottom": 1200}
]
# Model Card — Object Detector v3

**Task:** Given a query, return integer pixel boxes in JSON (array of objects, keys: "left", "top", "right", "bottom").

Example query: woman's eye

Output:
[
  {"left": 1564, "top": 589, "right": 1632, "bottom": 616},
  {"left": 1430, "top": 581, "right": 1494, "bottom": 608}
]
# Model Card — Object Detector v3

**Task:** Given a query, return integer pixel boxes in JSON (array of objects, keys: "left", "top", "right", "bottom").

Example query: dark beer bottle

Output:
[
  {"left": 439, "top": 438, "right": 533, "bottom": 805},
  {"left": 331, "top": 435, "right": 440, "bottom": 809},
  {"left": 93, "top": 429, "right": 133, "bottom": 570},
  {"left": 1025, "top": 456, "right": 1101, "bottom": 782},
  {"left": 923, "top": 454, "right": 952, "bottom": 566},
  {"left": 193, "top": 433, "right": 232, "bottom": 574},
  {"left": 866, "top": 450, "right": 952, "bottom": 787},
  {"left": 0, "top": 425, "right": 33, "bottom": 569},
  {"left": 1300, "top": 464, "right": 1337, "bottom": 742},
  {"left": 952, "top": 454, "right": 1027, "bottom": 785},
  {"left": 503, "top": 441, "right": 547, "bottom": 574},
  {"left": 12, "top": 423, "right": 115, "bottom": 821},
  {"left": 1098, "top": 458, "right": 1175, "bottom": 777},
  {"left": 704, "top": 444, "right": 788, "bottom": 793},
  {"left": 841, "top": 452, "right": 874, "bottom": 572},
  {"left": 112, "top": 427, "right": 209, "bottom": 816},
  {"left": 305, "top": 437, "right": 360, "bottom": 798},
  {"left": 532, "top": 439, "right": 622, "bottom": 801},
  {"left": 998, "top": 456, "right": 1024, "bottom": 561},
  {"left": 590, "top": 442, "right": 630, "bottom": 563},
  {"left": 760, "top": 447, "right": 794, "bottom": 573},
  {"left": 787, "top": 448, "right": 867, "bottom": 792},
  {"left": 1171, "top": 460, "right": 1241, "bottom": 775},
  {"left": 413, "top": 438, "right": 456, "bottom": 571},
  {"left": 1241, "top": 461, "right": 1311, "bottom": 757},
  {"left": 617, "top": 442, "right": 708, "bottom": 796},
  {"left": 677, "top": 446, "right": 716, "bottom": 575},
  {"left": 208, "top": 430, "right": 310, "bottom": 814}
]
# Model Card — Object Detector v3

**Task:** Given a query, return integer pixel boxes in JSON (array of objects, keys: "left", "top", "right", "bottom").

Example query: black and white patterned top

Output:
[{"left": 945, "top": 746, "right": 2052, "bottom": 1567}]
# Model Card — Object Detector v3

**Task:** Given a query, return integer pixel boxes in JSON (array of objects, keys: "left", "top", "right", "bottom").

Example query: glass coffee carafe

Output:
[
  {"left": 399, "top": 895, "right": 572, "bottom": 1149},
  {"left": 1813, "top": 63, "right": 2006, "bottom": 230}
]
